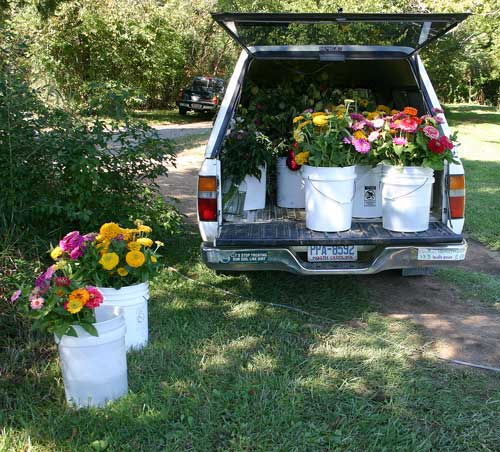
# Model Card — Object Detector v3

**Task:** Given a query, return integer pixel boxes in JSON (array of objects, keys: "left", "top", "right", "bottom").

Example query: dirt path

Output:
[{"left": 159, "top": 123, "right": 500, "bottom": 369}]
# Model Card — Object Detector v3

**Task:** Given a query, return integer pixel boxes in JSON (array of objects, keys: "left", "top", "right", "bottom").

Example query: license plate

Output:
[
  {"left": 417, "top": 248, "right": 465, "bottom": 261},
  {"left": 308, "top": 245, "right": 357, "bottom": 262},
  {"left": 179, "top": 102, "right": 189, "bottom": 107},
  {"left": 191, "top": 103, "right": 202, "bottom": 109}
]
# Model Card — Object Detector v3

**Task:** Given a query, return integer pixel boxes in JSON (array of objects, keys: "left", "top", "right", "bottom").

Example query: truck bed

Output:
[{"left": 218, "top": 204, "right": 462, "bottom": 247}]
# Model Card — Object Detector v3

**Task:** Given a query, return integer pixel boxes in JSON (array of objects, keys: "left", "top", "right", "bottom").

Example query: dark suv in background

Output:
[{"left": 176, "top": 76, "right": 225, "bottom": 116}]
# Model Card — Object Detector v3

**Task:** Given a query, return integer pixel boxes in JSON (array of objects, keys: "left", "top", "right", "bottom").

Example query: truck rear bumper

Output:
[{"left": 201, "top": 241, "right": 467, "bottom": 275}]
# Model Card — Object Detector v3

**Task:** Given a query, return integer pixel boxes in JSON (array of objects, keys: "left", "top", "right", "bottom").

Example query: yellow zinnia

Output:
[
  {"left": 99, "top": 222, "right": 121, "bottom": 240},
  {"left": 353, "top": 130, "right": 367, "bottom": 140},
  {"left": 126, "top": 251, "right": 145, "bottom": 268},
  {"left": 295, "top": 151, "right": 310, "bottom": 165},
  {"left": 312, "top": 115, "right": 328, "bottom": 127},
  {"left": 377, "top": 104, "right": 391, "bottom": 114},
  {"left": 65, "top": 298, "right": 84, "bottom": 314},
  {"left": 127, "top": 241, "right": 141, "bottom": 251},
  {"left": 155, "top": 241, "right": 164, "bottom": 248},
  {"left": 99, "top": 252, "right": 119, "bottom": 270},
  {"left": 150, "top": 256, "right": 158, "bottom": 263},
  {"left": 359, "top": 98, "right": 369, "bottom": 107},
  {"left": 366, "top": 112, "right": 380, "bottom": 121},
  {"left": 311, "top": 112, "right": 326, "bottom": 118},
  {"left": 292, "top": 115, "right": 304, "bottom": 124},
  {"left": 117, "top": 267, "right": 129, "bottom": 276},
  {"left": 138, "top": 225, "right": 152, "bottom": 233},
  {"left": 50, "top": 246, "right": 63, "bottom": 260},
  {"left": 137, "top": 237, "right": 153, "bottom": 247}
]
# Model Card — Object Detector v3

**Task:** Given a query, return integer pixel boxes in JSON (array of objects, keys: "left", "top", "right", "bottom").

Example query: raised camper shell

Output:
[{"left": 198, "top": 13, "right": 468, "bottom": 275}]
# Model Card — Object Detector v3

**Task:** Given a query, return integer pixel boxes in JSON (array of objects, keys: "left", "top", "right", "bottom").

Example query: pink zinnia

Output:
[
  {"left": 350, "top": 113, "right": 364, "bottom": 121},
  {"left": 83, "top": 233, "right": 98, "bottom": 242},
  {"left": 440, "top": 135, "right": 454, "bottom": 150},
  {"left": 393, "top": 137, "right": 408, "bottom": 146},
  {"left": 85, "top": 287, "right": 104, "bottom": 309},
  {"left": 69, "top": 247, "right": 83, "bottom": 260},
  {"left": 353, "top": 138, "right": 371, "bottom": 154},
  {"left": 432, "top": 107, "right": 444, "bottom": 114},
  {"left": 352, "top": 121, "right": 366, "bottom": 131},
  {"left": 59, "top": 231, "right": 84, "bottom": 253},
  {"left": 423, "top": 125, "right": 439, "bottom": 140},
  {"left": 35, "top": 264, "right": 56, "bottom": 288},
  {"left": 30, "top": 297, "right": 44, "bottom": 310},
  {"left": 434, "top": 113, "right": 445, "bottom": 124},
  {"left": 342, "top": 136, "right": 353, "bottom": 144},
  {"left": 10, "top": 289, "right": 21, "bottom": 303},
  {"left": 399, "top": 118, "right": 419, "bottom": 133},
  {"left": 368, "top": 131, "right": 380, "bottom": 142}
]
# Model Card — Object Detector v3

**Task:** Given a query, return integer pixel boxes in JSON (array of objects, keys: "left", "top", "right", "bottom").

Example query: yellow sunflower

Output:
[{"left": 126, "top": 251, "right": 145, "bottom": 268}]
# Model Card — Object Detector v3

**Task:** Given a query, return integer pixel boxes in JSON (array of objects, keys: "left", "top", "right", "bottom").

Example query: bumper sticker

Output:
[{"left": 221, "top": 251, "right": 268, "bottom": 264}]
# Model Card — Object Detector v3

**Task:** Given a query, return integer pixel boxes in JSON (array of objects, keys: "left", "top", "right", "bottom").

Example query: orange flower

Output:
[
  {"left": 403, "top": 106, "right": 418, "bottom": 116},
  {"left": 68, "top": 288, "right": 90, "bottom": 307}
]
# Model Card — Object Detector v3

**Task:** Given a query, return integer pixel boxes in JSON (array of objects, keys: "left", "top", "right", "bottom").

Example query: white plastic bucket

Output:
[
  {"left": 302, "top": 165, "right": 356, "bottom": 232},
  {"left": 56, "top": 305, "right": 128, "bottom": 408},
  {"left": 277, "top": 157, "right": 305, "bottom": 208},
  {"left": 352, "top": 165, "right": 383, "bottom": 218},
  {"left": 96, "top": 282, "right": 149, "bottom": 351},
  {"left": 239, "top": 164, "right": 266, "bottom": 211},
  {"left": 381, "top": 166, "right": 435, "bottom": 232}
]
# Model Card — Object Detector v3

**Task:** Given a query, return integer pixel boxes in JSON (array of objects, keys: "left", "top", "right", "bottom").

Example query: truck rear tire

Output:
[{"left": 179, "top": 107, "right": 188, "bottom": 116}]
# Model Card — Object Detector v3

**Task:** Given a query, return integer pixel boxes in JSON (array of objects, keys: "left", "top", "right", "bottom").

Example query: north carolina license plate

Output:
[
  {"left": 308, "top": 245, "right": 357, "bottom": 262},
  {"left": 417, "top": 248, "right": 466, "bottom": 261},
  {"left": 191, "top": 103, "right": 202, "bottom": 109},
  {"left": 179, "top": 102, "right": 189, "bottom": 107}
]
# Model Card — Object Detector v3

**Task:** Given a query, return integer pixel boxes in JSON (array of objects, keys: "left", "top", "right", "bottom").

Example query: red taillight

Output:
[
  {"left": 198, "top": 176, "right": 217, "bottom": 221},
  {"left": 449, "top": 175, "right": 465, "bottom": 219},
  {"left": 212, "top": 95, "right": 218, "bottom": 105}
]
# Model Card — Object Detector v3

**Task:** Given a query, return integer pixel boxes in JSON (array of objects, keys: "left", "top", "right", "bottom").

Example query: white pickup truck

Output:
[{"left": 197, "top": 12, "right": 468, "bottom": 275}]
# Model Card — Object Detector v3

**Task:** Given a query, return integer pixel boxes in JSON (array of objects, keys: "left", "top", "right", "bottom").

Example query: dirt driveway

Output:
[{"left": 158, "top": 122, "right": 500, "bottom": 370}]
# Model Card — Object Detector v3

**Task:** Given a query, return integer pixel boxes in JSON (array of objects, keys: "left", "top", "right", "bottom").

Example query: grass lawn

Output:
[
  {"left": 2, "top": 229, "right": 500, "bottom": 452},
  {"left": 445, "top": 104, "right": 500, "bottom": 250},
  {"left": 2, "top": 104, "right": 500, "bottom": 451}
]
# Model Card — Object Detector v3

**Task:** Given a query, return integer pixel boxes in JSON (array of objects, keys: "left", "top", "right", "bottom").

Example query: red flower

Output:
[
  {"left": 428, "top": 138, "right": 445, "bottom": 154},
  {"left": 286, "top": 150, "right": 301, "bottom": 171},
  {"left": 440, "top": 135, "right": 454, "bottom": 150},
  {"left": 55, "top": 276, "right": 71, "bottom": 287},
  {"left": 399, "top": 117, "right": 419, "bottom": 133},
  {"left": 292, "top": 142, "right": 299, "bottom": 149},
  {"left": 85, "top": 286, "right": 104, "bottom": 309}
]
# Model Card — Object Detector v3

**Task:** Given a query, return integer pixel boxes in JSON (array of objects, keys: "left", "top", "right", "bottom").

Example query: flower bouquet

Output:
[
  {"left": 13, "top": 264, "right": 104, "bottom": 339},
  {"left": 12, "top": 243, "right": 128, "bottom": 408},
  {"left": 291, "top": 101, "right": 358, "bottom": 232},
  {"left": 373, "top": 106, "right": 457, "bottom": 232},
  {"left": 50, "top": 220, "right": 163, "bottom": 350}
]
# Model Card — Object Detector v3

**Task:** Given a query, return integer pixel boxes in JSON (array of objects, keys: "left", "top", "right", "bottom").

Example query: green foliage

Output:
[{"left": 0, "top": 43, "right": 182, "bottom": 239}]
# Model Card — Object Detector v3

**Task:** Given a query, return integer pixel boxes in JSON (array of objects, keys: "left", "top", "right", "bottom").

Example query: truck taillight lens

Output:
[
  {"left": 198, "top": 176, "right": 217, "bottom": 221},
  {"left": 449, "top": 175, "right": 465, "bottom": 219},
  {"left": 212, "top": 95, "right": 218, "bottom": 105}
]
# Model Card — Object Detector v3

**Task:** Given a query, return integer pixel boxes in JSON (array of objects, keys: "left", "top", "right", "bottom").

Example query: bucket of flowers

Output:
[
  {"left": 377, "top": 106, "right": 458, "bottom": 232},
  {"left": 12, "top": 254, "right": 128, "bottom": 408},
  {"left": 50, "top": 220, "right": 163, "bottom": 351},
  {"left": 292, "top": 101, "right": 359, "bottom": 232}
]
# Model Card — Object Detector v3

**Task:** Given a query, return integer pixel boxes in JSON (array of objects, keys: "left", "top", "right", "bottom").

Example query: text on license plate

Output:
[
  {"left": 191, "top": 103, "right": 203, "bottom": 109},
  {"left": 308, "top": 245, "right": 357, "bottom": 262}
]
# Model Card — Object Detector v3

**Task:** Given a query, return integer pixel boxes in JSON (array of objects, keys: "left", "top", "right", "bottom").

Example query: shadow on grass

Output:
[
  {"left": 2, "top": 232, "right": 500, "bottom": 451},
  {"left": 445, "top": 104, "right": 500, "bottom": 126}
]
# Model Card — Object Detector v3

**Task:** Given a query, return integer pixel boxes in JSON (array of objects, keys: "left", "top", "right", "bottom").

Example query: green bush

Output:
[{"left": 0, "top": 49, "right": 183, "bottom": 241}]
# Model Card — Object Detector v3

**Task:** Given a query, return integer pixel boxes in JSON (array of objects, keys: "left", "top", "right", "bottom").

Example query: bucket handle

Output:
[
  {"left": 307, "top": 177, "right": 356, "bottom": 205},
  {"left": 383, "top": 177, "right": 430, "bottom": 201}
]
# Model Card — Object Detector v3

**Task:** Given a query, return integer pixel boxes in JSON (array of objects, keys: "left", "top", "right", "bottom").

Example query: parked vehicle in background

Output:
[
  {"left": 176, "top": 76, "right": 225, "bottom": 116},
  {"left": 197, "top": 13, "right": 469, "bottom": 276}
]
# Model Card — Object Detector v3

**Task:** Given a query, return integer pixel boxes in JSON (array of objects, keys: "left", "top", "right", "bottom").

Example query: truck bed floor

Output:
[{"left": 216, "top": 220, "right": 462, "bottom": 246}]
